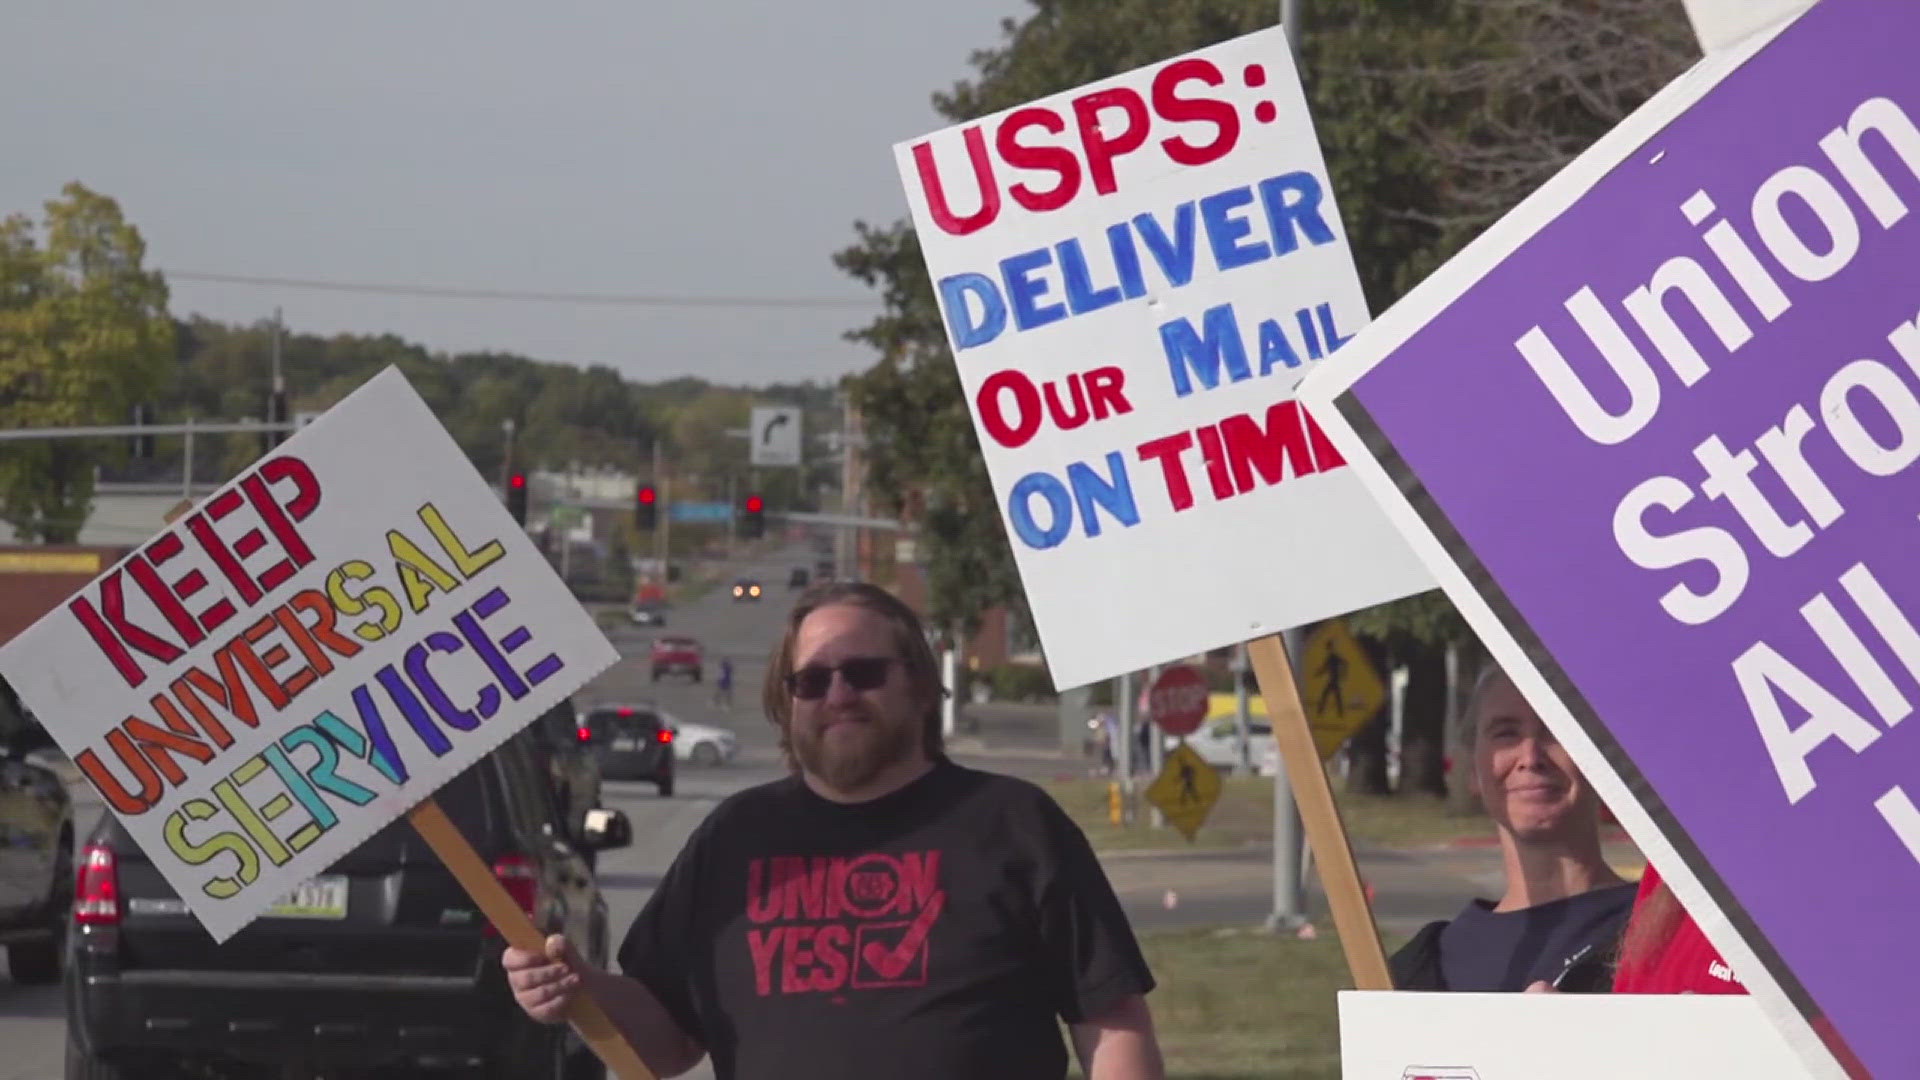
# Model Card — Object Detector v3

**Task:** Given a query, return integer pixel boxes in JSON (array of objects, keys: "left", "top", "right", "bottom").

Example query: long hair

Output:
[
  {"left": 1618, "top": 879, "right": 1684, "bottom": 970},
  {"left": 761, "top": 581, "right": 947, "bottom": 768}
]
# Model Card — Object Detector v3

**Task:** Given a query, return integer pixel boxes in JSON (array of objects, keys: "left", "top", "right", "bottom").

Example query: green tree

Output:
[
  {"left": 0, "top": 183, "right": 173, "bottom": 542},
  {"left": 836, "top": 0, "right": 1695, "bottom": 711}
]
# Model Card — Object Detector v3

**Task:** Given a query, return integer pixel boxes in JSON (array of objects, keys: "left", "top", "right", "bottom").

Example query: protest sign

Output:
[
  {"left": 1338, "top": 992, "right": 1805, "bottom": 1079},
  {"left": 1300, "top": 2, "right": 1914, "bottom": 1074},
  {"left": 0, "top": 366, "right": 618, "bottom": 943},
  {"left": 892, "top": 25, "right": 1430, "bottom": 692}
]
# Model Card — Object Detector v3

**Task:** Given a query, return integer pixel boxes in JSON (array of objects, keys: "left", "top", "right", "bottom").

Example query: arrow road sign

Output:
[{"left": 750, "top": 406, "right": 801, "bottom": 467}]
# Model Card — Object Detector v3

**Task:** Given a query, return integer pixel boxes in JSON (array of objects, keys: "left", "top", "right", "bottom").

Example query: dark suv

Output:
[
  {"left": 64, "top": 732, "right": 631, "bottom": 1079},
  {"left": 582, "top": 705, "right": 675, "bottom": 796},
  {"left": 0, "top": 681, "right": 73, "bottom": 986},
  {"left": 523, "top": 697, "right": 603, "bottom": 862}
]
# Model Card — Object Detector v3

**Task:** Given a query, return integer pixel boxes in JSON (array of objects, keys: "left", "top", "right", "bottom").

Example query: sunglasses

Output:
[{"left": 785, "top": 656, "right": 898, "bottom": 700}]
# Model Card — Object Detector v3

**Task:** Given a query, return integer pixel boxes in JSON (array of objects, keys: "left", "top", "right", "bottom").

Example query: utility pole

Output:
[{"left": 1266, "top": 0, "right": 1310, "bottom": 935}]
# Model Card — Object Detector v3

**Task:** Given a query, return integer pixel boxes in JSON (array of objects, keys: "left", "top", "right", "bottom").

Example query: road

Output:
[{"left": 0, "top": 540, "right": 1567, "bottom": 1078}]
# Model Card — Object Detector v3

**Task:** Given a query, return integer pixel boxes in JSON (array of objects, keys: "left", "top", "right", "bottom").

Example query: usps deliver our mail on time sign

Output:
[{"left": 894, "top": 26, "right": 1431, "bottom": 689}]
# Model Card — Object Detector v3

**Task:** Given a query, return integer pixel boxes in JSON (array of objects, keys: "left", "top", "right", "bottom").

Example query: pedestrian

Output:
[
  {"left": 1389, "top": 665, "right": 1635, "bottom": 992},
  {"left": 505, "top": 581, "right": 1165, "bottom": 1079},
  {"left": 712, "top": 655, "right": 735, "bottom": 710}
]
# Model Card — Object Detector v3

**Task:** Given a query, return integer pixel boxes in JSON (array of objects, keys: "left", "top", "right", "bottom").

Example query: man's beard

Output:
[{"left": 791, "top": 705, "right": 920, "bottom": 793}]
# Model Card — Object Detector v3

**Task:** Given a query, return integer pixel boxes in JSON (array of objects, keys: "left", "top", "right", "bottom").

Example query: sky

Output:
[{"left": 3, "top": 1, "right": 1029, "bottom": 387}]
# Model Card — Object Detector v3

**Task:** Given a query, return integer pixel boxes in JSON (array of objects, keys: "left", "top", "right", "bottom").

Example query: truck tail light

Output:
[
  {"left": 75, "top": 844, "right": 121, "bottom": 925},
  {"left": 486, "top": 853, "right": 539, "bottom": 938}
]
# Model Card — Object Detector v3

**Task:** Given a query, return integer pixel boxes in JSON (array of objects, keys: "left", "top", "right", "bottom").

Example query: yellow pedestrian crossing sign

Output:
[
  {"left": 1301, "top": 617, "right": 1386, "bottom": 760},
  {"left": 1144, "top": 742, "right": 1221, "bottom": 841}
]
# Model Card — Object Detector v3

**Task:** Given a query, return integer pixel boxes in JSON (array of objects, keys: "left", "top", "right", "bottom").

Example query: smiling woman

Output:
[{"left": 1387, "top": 666, "right": 1637, "bottom": 993}]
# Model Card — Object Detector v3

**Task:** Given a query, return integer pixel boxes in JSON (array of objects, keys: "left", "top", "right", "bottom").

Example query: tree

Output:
[
  {"left": 0, "top": 183, "right": 173, "bottom": 542},
  {"left": 837, "top": 0, "right": 1696, "bottom": 732}
]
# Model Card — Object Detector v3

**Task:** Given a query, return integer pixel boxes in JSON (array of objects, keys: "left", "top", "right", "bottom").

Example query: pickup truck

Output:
[{"left": 0, "top": 682, "right": 72, "bottom": 986}]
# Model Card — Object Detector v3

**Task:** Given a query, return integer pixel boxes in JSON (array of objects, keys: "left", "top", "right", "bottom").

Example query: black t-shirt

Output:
[
  {"left": 1433, "top": 883, "right": 1636, "bottom": 992},
  {"left": 616, "top": 759, "right": 1155, "bottom": 1080}
]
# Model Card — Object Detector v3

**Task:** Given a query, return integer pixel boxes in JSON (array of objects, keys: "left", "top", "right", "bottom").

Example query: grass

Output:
[
  {"left": 1047, "top": 775, "right": 1490, "bottom": 851},
  {"left": 1065, "top": 927, "right": 1404, "bottom": 1079}
]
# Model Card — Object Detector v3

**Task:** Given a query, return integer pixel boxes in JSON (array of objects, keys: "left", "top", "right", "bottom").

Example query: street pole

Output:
[
  {"left": 1262, "top": 0, "right": 1311, "bottom": 941},
  {"left": 651, "top": 438, "right": 665, "bottom": 573},
  {"left": 726, "top": 473, "right": 738, "bottom": 556},
  {"left": 662, "top": 473, "right": 673, "bottom": 580},
  {"left": 1267, "top": 625, "right": 1309, "bottom": 932},
  {"left": 500, "top": 418, "right": 516, "bottom": 496},
  {"left": 941, "top": 636, "right": 959, "bottom": 738},
  {"left": 839, "top": 393, "right": 855, "bottom": 579},
  {"left": 271, "top": 307, "right": 284, "bottom": 397}
]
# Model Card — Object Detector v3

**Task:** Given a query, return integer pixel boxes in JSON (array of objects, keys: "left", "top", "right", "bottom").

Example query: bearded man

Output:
[{"left": 505, "top": 582, "right": 1165, "bottom": 1080}]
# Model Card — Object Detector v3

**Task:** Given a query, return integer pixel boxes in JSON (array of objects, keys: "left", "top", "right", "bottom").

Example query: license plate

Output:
[
  {"left": 266, "top": 875, "right": 348, "bottom": 920},
  {"left": 613, "top": 737, "right": 640, "bottom": 751}
]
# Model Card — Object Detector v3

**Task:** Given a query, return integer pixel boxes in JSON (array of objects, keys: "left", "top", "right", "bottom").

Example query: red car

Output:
[{"left": 650, "top": 635, "right": 704, "bottom": 682}]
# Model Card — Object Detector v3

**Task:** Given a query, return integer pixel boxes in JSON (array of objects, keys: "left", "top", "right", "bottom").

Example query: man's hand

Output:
[
  {"left": 505, "top": 934, "right": 588, "bottom": 1024},
  {"left": 1525, "top": 980, "right": 1561, "bottom": 994}
]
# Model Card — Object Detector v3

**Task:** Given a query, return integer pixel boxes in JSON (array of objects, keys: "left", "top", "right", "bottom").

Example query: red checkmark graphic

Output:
[{"left": 860, "top": 892, "right": 945, "bottom": 980}]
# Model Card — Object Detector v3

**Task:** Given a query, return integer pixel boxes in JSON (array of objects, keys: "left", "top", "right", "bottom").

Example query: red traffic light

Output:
[
  {"left": 509, "top": 473, "right": 526, "bottom": 489},
  {"left": 745, "top": 495, "right": 764, "bottom": 513},
  {"left": 638, "top": 486, "right": 657, "bottom": 505}
]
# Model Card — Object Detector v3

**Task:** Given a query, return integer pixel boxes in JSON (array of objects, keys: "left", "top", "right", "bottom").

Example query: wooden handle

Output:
[
  {"left": 1246, "top": 634, "right": 1394, "bottom": 990},
  {"left": 408, "top": 798, "right": 659, "bottom": 1080}
]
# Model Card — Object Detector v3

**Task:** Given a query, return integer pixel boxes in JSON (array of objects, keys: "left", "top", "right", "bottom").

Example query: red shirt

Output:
[
  {"left": 1612, "top": 869, "right": 1875, "bottom": 1075},
  {"left": 1610, "top": 865, "right": 1748, "bottom": 995}
]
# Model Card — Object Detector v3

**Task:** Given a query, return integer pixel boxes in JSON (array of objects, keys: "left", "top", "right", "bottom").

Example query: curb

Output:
[{"left": 1094, "top": 841, "right": 1271, "bottom": 860}]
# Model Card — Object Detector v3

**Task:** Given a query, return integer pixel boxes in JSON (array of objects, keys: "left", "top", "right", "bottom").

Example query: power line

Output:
[{"left": 163, "top": 269, "right": 879, "bottom": 310}]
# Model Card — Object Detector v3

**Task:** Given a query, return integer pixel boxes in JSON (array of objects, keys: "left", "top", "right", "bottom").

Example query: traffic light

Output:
[
  {"left": 740, "top": 493, "right": 765, "bottom": 540},
  {"left": 635, "top": 484, "right": 658, "bottom": 530},
  {"left": 507, "top": 472, "right": 528, "bottom": 525}
]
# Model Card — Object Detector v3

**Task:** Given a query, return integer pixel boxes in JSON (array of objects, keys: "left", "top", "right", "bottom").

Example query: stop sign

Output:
[{"left": 1147, "top": 664, "right": 1209, "bottom": 737}]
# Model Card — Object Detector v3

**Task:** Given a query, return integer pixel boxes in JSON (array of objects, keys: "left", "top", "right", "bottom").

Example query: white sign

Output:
[
  {"left": 751, "top": 405, "right": 802, "bottom": 467},
  {"left": 0, "top": 366, "right": 618, "bottom": 941},
  {"left": 893, "top": 26, "right": 1430, "bottom": 689},
  {"left": 1681, "top": 0, "right": 1813, "bottom": 53},
  {"left": 1339, "top": 992, "right": 1806, "bottom": 1079}
]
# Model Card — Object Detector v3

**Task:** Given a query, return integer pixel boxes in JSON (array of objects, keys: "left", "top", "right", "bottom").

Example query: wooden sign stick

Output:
[
  {"left": 1245, "top": 633, "right": 1393, "bottom": 990},
  {"left": 408, "top": 799, "right": 658, "bottom": 1080}
]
